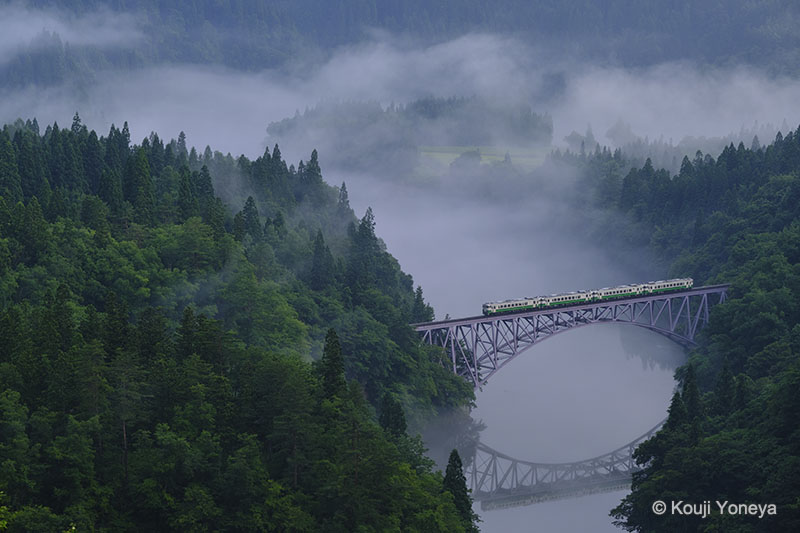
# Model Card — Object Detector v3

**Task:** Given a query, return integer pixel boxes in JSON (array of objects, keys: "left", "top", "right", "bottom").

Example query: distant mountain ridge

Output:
[{"left": 2, "top": 0, "right": 799, "bottom": 91}]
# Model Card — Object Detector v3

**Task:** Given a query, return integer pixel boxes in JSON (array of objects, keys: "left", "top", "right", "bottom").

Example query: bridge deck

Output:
[
  {"left": 413, "top": 284, "right": 730, "bottom": 387},
  {"left": 412, "top": 284, "right": 730, "bottom": 329}
]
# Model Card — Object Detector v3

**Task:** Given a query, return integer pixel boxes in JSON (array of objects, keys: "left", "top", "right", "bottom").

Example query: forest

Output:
[
  {"left": 0, "top": 115, "right": 478, "bottom": 531},
  {"left": 552, "top": 126, "right": 800, "bottom": 531},
  {"left": 4, "top": 0, "right": 800, "bottom": 91}
]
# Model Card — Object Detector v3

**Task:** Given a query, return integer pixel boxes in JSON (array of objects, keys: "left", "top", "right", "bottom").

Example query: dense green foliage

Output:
[
  {"left": 0, "top": 116, "right": 475, "bottom": 531},
  {"left": 567, "top": 126, "right": 800, "bottom": 530},
  {"left": 443, "top": 450, "right": 480, "bottom": 533},
  {"left": 4, "top": 0, "right": 800, "bottom": 90}
]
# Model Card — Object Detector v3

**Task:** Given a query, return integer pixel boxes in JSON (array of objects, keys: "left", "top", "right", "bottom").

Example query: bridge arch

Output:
[
  {"left": 465, "top": 419, "right": 665, "bottom": 509},
  {"left": 414, "top": 285, "right": 729, "bottom": 387}
]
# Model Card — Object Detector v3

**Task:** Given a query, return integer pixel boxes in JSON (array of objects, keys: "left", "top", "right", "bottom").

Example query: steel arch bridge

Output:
[
  {"left": 466, "top": 420, "right": 665, "bottom": 510},
  {"left": 413, "top": 284, "right": 729, "bottom": 387}
]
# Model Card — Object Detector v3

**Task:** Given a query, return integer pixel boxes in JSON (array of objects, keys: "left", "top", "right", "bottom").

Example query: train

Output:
[{"left": 481, "top": 278, "right": 693, "bottom": 316}]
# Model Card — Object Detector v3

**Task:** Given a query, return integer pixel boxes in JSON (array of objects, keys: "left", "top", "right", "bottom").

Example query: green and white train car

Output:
[{"left": 482, "top": 278, "right": 693, "bottom": 316}]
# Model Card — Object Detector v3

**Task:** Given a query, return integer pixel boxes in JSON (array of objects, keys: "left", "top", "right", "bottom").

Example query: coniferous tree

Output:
[
  {"left": 148, "top": 133, "right": 165, "bottom": 176},
  {"left": 241, "top": 196, "right": 262, "bottom": 241},
  {"left": 207, "top": 197, "right": 227, "bottom": 239},
  {"left": 309, "top": 229, "right": 335, "bottom": 290},
  {"left": 411, "top": 286, "right": 434, "bottom": 322},
  {"left": 45, "top": 187, "right": 67, "bottom": 221},
  {"left": 348, "top": 207, "right": 379, "bottom": 294},
  {"left": 98, "top": 168, "right": 123, "bottom": 217},
  {"left": 665, "top": 389, "right": 687, "bottom": 430},
  {"left": 103, "top": 291, "right": 131, "bottom": 355},
  {"left": 713, "top": 363, "right": 735, "bottom": 416},
  {"left": 232, "top": 211, "right": 245, "bottom": 241},
  {"left": 0, "top": 117, "right": 481, "bottom": 531},
  {"left": 177, "top": 306, "right": 198, "bottom": 360},
  {"left": 83, "top": 130, "right": 104, "bottom": 195},
  {"left": 176, "top": 131, "right": 188, "bottom": 166},
  {"left": 319, "top": 328, "right": 346, "bottom": 399},
  {"left": 195, "top": 165, "right": 215, "bottom": 206},
  {"left": 379, "top": 392, "right": 407, "bottom": 439},
  {"left": 0, "top": 137, "right": 22, "bottom": 203},
  {"left": 124, "top": 147, "right": 155, "bottom": 224},
  {"left": 682, "top": 364, "right": 702, "bottom": 421},
  {"left": 337, "top": 181, "right": 350, "bottom": 215},
  {"left": 443, "top": 449, "right": 479, "bottom": 532},
  {"left": 16, "top": 197, "right": 49, "bottom": 265},
  {"left": 177, "top": 167, "right": 197, "bottom": 221},
  {"left": 15, "top": 130, "right": 50, "bottom": 202}
]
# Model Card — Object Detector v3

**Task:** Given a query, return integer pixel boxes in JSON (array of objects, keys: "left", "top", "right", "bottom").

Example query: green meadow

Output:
[{"left": 419, "top": 145, "right": 548, "bottom": 170}]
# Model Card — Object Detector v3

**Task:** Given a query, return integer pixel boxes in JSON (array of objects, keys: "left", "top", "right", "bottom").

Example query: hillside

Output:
[
  {"left": 0, "top": 115, "right": 477, "bottom": 531},
  {"left": 555, "top": 126, "right": 800, "bottom": 531}
]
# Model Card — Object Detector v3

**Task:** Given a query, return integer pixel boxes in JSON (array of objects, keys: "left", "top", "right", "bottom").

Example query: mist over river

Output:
[{"left": 342, "top": 172, "right": 686, "bottom": 532}]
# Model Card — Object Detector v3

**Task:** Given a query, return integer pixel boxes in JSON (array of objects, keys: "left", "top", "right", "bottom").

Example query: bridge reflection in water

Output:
[
  {"left": 414, "top": 285, "right": 729, "bottom": 508},
  {"left": 466, "top": 420, "right": 664, "bottom": 510}
]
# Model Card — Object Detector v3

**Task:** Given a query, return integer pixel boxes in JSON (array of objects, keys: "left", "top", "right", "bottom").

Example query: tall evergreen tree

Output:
[
  {"left": 14, "top": 130, "right": 50, "bottom": 202},
  {"left": 411, "top": 286, "right": 434, "bottom": 322},
  {"left": 241, "top": 196, "right": 262, "bottom": 241},
  {"left": 665, "top": 389, "right": 687, "bottom": 429},
  {"left": 378, "top": 392, "right": 407, "bottom": 439},
  {"left": 98, "top": 168, "right": 123, "bottom": 217},
  {"left": 83, "top": 130, "right": 104, "bottom": 195},
  {"left": 0, "top": 137, "right": 22, "bottom": 203},
  {"left": 177, "top": 167, "right": 197, "bottom": 221},
  {"left": 319, "top": 328, "right": 346, "bottom": 399},
  {"left": 124, "top": 147, "right": 155, "bottom": 224},
  {"left": 682, "top": 364, "right": 702, "bottom": 421},
  {"left": 309, "top": 229, "right": 335, "bottom": 290},
  {"left": 713, "top": 363, "right": 735, "bottom": 416},
  {"left": 337, "top": 181, "right": 350, "bottom": 214},
  {"left": 443, "top": 449, "right": 479, "bottom": 532},
  {"left": 176, "top": 131, "right": 188, "bottom": 166}
]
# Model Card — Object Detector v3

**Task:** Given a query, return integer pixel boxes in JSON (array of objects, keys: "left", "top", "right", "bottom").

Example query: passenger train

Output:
[{"left": 481, "top": 278, "right": 693, "bottom": 316}]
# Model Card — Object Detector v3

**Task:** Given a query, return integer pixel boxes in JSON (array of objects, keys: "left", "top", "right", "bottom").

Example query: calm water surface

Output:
[{"left": 343, "top": 173, "right": 683, "bottom": 532}]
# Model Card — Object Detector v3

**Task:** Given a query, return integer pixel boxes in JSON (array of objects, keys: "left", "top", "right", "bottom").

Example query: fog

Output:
[
  {"left": 3, "top": 7, "right": 800, "bottom": 531},
  {"left": 1, "top": 20, "right": 799, "bottom": 159},
  {"left": 338, "top": 163, "right": 681, "bottom": 533},
  {"left": 0, "top": 2, "right": 142, "bottom": 64}
]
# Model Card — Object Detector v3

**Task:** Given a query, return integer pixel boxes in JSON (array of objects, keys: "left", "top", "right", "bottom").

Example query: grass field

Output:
[{"left": 418, "top": 145, "right": 549, "bottom": 171}]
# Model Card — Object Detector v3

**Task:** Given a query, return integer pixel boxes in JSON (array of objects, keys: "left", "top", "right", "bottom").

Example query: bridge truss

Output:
[
  {"left": 414, "top": 285, "right": 729, "bottom": 387},
  {"left": 466, "top": 420, "right": 665, "bottom": 510}
]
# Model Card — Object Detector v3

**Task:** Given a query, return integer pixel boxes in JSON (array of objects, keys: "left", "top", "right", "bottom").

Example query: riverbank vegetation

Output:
[
  {"left": 558, "top": 126, "right": 800, "bottom": 531},
  {"left": 0, "top": 115, "right": 477, "bottom": 531}
]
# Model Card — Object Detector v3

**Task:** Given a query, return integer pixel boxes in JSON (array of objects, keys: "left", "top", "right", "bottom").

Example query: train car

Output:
[
  {"left": 643, "top": 278, "right": 693, "bottom": 294},
  {"left": 540, "top": 289, "right": 593, "bottom": 308},
  {"left": 482, "top": 296, "right": 541, "bottom": 316},
  {"left": 482, "top": 278, "right": 693, "bottom": 316},
  {"left": 595, "top": 283, "right": 645, "bottom": 301}
]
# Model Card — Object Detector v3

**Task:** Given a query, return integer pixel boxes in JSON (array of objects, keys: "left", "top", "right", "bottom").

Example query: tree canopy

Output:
[{"left": 0, "top": 117, "right": 475, "bottom": 531}]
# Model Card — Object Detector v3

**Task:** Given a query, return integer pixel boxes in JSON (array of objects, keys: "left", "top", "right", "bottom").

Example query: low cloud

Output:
[
  {"left": 1, "top": 30, "right": 798, "bottom": 163},
  {"left": 0, "top": 1, "right": 143, "bottom": 64},
  {"left": 556, "top": 62, "right": 800, "bottom": 148}
]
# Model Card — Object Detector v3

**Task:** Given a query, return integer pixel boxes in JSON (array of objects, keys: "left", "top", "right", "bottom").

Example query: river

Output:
[
  {"left": 341, "top": 171, "right": 685, "bottom": 532},
  {"left": 470, "top": 324, "right": 683, "bottom": 532}
]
